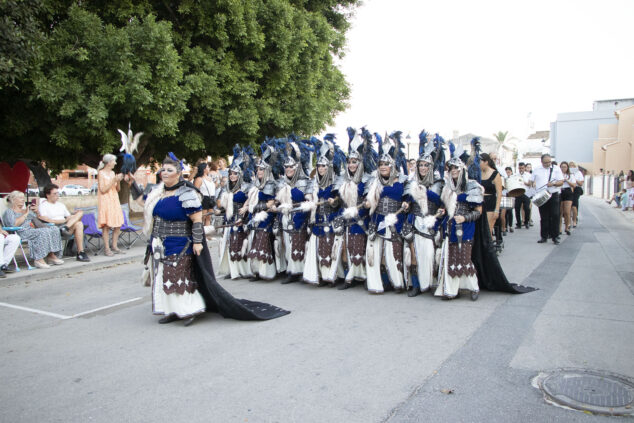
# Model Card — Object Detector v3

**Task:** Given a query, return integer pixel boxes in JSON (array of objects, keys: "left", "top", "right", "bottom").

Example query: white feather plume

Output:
[
  {"left": 422, "top": 215, "right": 437, "bottom": 230},
  {"left": 343, "top": 207, "right": 358, "bottom": 220},
  {"left": 404, "top": 246, "right": 411, "bottom": 267},
  {"left": 299, "top": 201, "right": 316, "bottom": 212},
  {"left": 384, "top": 213, "right": 398, "bottom": 227},
  {"left": 253, "top": 211, "right": 269, "bottom": 223}
]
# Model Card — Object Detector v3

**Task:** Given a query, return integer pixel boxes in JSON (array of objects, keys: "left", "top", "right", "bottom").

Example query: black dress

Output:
[{"left": 481, "top": 170, "right": 498, "bottom": 212}]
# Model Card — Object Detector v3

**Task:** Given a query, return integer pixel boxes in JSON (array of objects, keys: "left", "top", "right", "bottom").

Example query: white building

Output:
[{"left": 550, "top": 98, "right": 634, "bottom": 166}]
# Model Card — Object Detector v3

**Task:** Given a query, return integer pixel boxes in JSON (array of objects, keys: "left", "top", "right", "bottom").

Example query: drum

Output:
[
  {"left": 500, "top": 196, "right": 515, "bottom": 209},
  {"left": 532, "top": 189, "right": 552, "bottom": 207},
  {"left": 505, "top": 175, "right": 525, "bottom": 197}
]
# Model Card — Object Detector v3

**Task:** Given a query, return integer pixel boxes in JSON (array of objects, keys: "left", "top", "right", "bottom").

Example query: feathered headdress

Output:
[
  {"left": 118, "top": 123, "right": 142, "bottom": 175},
  {"left": 360, "top": 127, "right": 378, "bottom": 174}
]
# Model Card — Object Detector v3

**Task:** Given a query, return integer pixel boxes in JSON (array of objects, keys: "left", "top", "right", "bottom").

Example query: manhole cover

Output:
[{"left": 534, "top": 368, "right": 634, "bottom": 416}]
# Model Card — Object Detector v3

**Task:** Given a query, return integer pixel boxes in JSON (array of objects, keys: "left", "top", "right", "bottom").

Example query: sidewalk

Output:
[
  {"left": 1, "top": 236, "right": 225, "bottom": 286},
  {"left": 585, "top": 195, "right": 634, "bottom": 225}
]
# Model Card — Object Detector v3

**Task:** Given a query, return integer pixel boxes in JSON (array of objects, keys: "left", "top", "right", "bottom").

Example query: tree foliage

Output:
[{"left": 1, "top": 0, "right": 358, "bottom": 170}]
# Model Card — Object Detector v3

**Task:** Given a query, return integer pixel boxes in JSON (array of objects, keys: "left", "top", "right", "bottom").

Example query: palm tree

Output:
[{"left": 492, "top": 131, "right": 509, "bottom": 144}]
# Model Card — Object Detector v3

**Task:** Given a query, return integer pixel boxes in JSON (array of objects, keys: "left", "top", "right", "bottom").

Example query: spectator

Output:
[
  {"left": 97, "top": 154, "right": 124, "bottom": 256},
  {"left": 625, "top": 170, "right": 634, "bottom": 211},
  {"left": 2, "top": 191, "right": 63, "bottom": 269},
  {"left": 217, "top": 157, "right": 229, "bottom": 178},
  {"left": 407, "top": 159, "right": 416, "bottom": 180},
  {"left": 0, "top": 228, "right": 20, "bottom": 277},
  {"left": 38, "top": 184, "right": 90, "bottom": 262}
]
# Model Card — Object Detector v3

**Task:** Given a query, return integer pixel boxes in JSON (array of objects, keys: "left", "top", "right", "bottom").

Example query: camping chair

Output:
[
  {"left": 120, "top": 203, "right": 144, "bottom": 249},
  {"left": 0, "top": 217, "right": 35, "bottom": 271},
  {"left": 81, "top": 211, "right": 103, "bottom": 255}
]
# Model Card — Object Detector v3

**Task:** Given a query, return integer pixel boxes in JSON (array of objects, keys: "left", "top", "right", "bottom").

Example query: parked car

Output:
[
  {"left": 26, "top": 188, "right": 40, "bottom": 197},
  {"left": 90, "top": 182, "right": 98, "bottom": 195},
  {"left": 60, "top": 184, "right": 91, "bottom": 196}
]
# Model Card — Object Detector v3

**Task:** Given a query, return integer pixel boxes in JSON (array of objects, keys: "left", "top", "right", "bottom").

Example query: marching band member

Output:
[
  {"left": 246, "top": 142, "right": 279, "bottom": 280},
  {"left": 217, "top": 145, "right": 255, "bottom": 280},
  {"left": 365, "top": 131, "right": 409, "bottom": 294},
  {"left": 275, "top": 138, "right": 314, "bottom": 284},
  {"left": 402, "top": 130, "right": 444, "bottom": 297},
  {"left": 436, "top": 156, "right": 483, "bottom": 301},
  {"left": 303, "top": 135, "right": 346, "bottom": 286}
]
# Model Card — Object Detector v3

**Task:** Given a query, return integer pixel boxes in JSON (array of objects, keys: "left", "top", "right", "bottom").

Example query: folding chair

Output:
[
  {"left": 81, "top": 212, "right": 103, "bottom": 256},
  {"left": 119, "top": 203, "right": 144, "bottom": 249},
  {"left": 0, "top": 218, "right": 34, "bottom": 271}
]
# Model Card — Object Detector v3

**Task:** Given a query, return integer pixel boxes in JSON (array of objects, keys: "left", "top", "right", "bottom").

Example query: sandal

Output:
[{"left": 104, "top": 250, "right": 114, "bottom": 257}]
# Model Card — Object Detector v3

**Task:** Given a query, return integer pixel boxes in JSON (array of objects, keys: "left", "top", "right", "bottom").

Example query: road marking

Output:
[
  {"left": 0, "top": 297, "right": 144, "bottom": 320},
  {"left": 70, "top": 297, "right": 143, "bottom": 318},
  {"left": 0, "top": 302, "right": 71, "bottom": 319}
]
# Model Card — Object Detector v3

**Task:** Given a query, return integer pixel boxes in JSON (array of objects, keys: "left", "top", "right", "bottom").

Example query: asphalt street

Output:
[{"left": 1, "top": 198, "right": 632, "bottom": 423}]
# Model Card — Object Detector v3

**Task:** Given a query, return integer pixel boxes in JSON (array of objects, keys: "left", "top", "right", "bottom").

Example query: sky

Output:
[{"left": 323, "top": 0, "right": 634, "bottom": 143}]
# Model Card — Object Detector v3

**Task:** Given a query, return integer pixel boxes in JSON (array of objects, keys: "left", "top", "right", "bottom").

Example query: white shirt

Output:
[
  {"left": 199, "top": 177, "right": 215, "bottom": 197},
  {"left": 519, "top": 171, "right": 535, "bottom": 197},
  {"left": 572, "top": 168, "right": 584, "bottom": 185},
  {"left": 38, "top": 200, "right": 70, "bottom": 221},
  {"left": 562, "top": 173, "right": 576, "bottom": 189},
  {"left": 531, "top": 165, "right": 564, "bottom": 194}
]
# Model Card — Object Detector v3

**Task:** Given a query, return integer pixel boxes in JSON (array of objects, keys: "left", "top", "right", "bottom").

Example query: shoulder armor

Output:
[
  {"left": 430, "top": 180, "right": 444, "bottom": 196},
  {"left": 398, "top": 173, "right": 409, "bottom": 184},
  {"left": 262, "top": 180, "right": 276, "bottom": 196},
  {"left": 466, "top": 180, "right": 484, "bottom": 204},
  {"left": 176, "top": 185, "right": 202, "bottom": 209},
  {"left": 333, "top": 175, "right": 345, "bottom": 192},
  {"left": 361, "top": 173, "right": 373, "bottom": 185},
  {"left": 363, "top": 175, "right": 376, "bottom": 195}
]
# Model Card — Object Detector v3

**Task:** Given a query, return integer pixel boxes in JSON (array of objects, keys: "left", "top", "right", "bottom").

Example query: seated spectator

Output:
[
  {"left": 606, "top": 190, "right": 626, "bottom": 208},
  {"left": 0, "top": 228, "right": 20, "bottom": 277},
  {"left": 38, "top": 184, "right": 90, "bottom": 262},
  {"left": 2, "top": 191, "right": 64, "bottom": 269}
]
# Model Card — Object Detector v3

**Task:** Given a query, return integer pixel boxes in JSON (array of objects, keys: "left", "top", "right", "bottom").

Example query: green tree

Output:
[{"left": 0, "top": 0, "right": 358, "bottom": 171}]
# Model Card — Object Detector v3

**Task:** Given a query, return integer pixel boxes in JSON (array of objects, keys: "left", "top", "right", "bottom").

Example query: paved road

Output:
[{"left": 1, "top": 198, "right": 632, "bottom": 422}]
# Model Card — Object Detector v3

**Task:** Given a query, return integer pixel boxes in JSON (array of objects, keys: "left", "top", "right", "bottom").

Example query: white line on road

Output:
[
  {"left": 70, "top": 297, "right": 143, "bottom": 318},
  {"left": 0, "top": 302, "right": 71, "bottom": 319},
  {"left": 0, "top": 297, "right": 144, "bottom": 320}
]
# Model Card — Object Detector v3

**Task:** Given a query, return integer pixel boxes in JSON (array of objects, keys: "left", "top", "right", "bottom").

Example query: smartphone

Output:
[{"left": 31, "top": 199, "right": 37, "bottom": 206}]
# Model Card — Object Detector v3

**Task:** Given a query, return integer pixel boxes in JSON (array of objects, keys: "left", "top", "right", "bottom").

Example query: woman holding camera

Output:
[{"left": 2, "top": 191, "right": 63, "bottom": 268}]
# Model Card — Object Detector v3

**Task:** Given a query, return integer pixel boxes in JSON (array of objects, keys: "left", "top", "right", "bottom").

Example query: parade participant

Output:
[
  {"left": 275, "top": 137, "right": 314, "bottom": 284},
  {"left": 130, "top": 153, "right": 289, "bottom": 326},
  {"left": 246, "top": 141, "right": 280, "bottom": 281},
  {"left": 436, "top": 156, "right": 483, "bottom": 300},
  {"left": 217, "top": 146, "right": 255, "bottom": 280},
  {"left": 303, "top": 135, "right": 346, "bottom": 286},
  {"left": 559, "top": 161, "right": 576, "bottom": 236},
  {"left": 500, "top": 166, "right": 514, "bottom": 234},
  {"left": 569, "top": 161, "right": 584, "bottom": 227},
  {"left": 532, "top": 154, "right": 564, "bottom": 245},
  {"left": 514, "top": 162, "right": 532, "bottom": 229},
  {"left": 402, "top": 130, "right": 444, "bottom": 297},
  {"left": 332, "top": 127, "right": 376, "bottom": 290},
  {"left": 365, "top": 131, "right": 408, "bottom": 294},
  {"left": 480, "top": 153, "right": 502, "bottom": 243},
  {"left": 525, "top": 163, "right": 535, "bottom": 226}
]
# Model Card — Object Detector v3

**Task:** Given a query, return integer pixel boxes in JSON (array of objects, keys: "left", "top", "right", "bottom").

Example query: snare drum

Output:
[
  {"left": 505, "top": 175, "right": 526, "bottom": 197},
  {"left": 532, "top": 189, "right": 552, "bottom": 207},
  {"left": 500, "top": 196, "right": 515, "bottom": 209}
]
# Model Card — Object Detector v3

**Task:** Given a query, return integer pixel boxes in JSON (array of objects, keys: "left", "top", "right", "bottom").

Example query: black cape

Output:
[
  {"left": 192, "top": 241, "right": 290, "bottom": 320},
  {"left": 471, "top": 215, "right": 537, "bottom": 294}
]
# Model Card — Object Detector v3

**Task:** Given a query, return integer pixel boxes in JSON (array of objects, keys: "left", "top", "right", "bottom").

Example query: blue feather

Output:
[
  {"left": 418, "top": 130, "right": 428, "bottom": 157},
  {"left": 323, "top": 133, "right": 335, "bottom": 143},
  {"left": 374, "top": 132, "right": 383, "bottom": 157},
  {"left": 347, "top": 127, "right": 356, "bottom": 143},
  {"left": 432, "top": 134, "right": 446, "bottom": 179},
  {"left": 120, "top": 153, "right": 137, "bottom": 174},
  {"left": 360, "top": 128, "right": 377, "bottom": 173}
]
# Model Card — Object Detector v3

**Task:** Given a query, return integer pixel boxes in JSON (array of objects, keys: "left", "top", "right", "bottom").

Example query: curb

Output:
[{"left": 1, "top": 250, "right": 146, "bottom": 286}]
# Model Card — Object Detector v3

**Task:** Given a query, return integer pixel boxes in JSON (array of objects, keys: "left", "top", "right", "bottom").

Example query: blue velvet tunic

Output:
[
  {"left": 441, "top": 193, "right": 480, "bottom": 242},
  {"left": 289, "top": 187, "right": 309, "bottom": 230},
  {"left": 153, "top": 195, "right": 202, "bottom": 255},
  {"left": 370, "top": 182, "right": 405, "bottom": 236},
  {"left": 312, "top": 185, "right": 338, "bottom": 236},
  {"left": 229, "top": 190, "right": 249, "bottom": 234}
]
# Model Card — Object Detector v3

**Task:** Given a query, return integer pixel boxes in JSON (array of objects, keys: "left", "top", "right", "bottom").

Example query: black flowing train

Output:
[
  {"left": 471, "top": 215, "right": 537, "bottom": 294},
  {"left": 193, "top": 241, "right": 290, "bottom": 320}
]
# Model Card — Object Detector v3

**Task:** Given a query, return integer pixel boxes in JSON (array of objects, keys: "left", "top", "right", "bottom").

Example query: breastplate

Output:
[{"left": 376, "top": 196, "right": 400, "bottom": 215}]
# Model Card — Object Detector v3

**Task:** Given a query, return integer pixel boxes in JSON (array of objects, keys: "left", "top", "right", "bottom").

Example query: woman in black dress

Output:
[{"left": 479, "top": 153, "right": 503, "bottom": 241}]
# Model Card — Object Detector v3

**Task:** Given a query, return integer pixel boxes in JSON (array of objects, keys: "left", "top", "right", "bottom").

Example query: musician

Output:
[
  {"left": 365, "top": 132, "right": 408, "bottom": 294},
  {"left": 303, "top": 136, "right": 345, "bottom": 286},
  {"left": 532, "top": 154, "right": 564, "bottom": 245},
  {"left": 559, "top": 161, "right": 576, "bottom": 236},
  {"left": 333, "top": 128, "right": 374, "bottom": 290},
  {"left": 246, "top": 146, "right": 278, "bottom": 280},
  {"left": 217, "top": 147, "right": 254, "bottom": 280},
  {"left": 514, "top": 162, "right": 532, "bottom": 229},
  {"left": 569, "top": 161, "right": 584, "bottom": 227},
  {"left": 403, "top": 151, "right": 444, "bottom": 297},
  {"left": 275, "top": 139, "right": 314, "bottom": 284},
  {"left": 436, "top": 157, "right": 483, "bottom": 300},
  {"left": 501, "top": 166, "right": 514, "bottom": 234}
]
